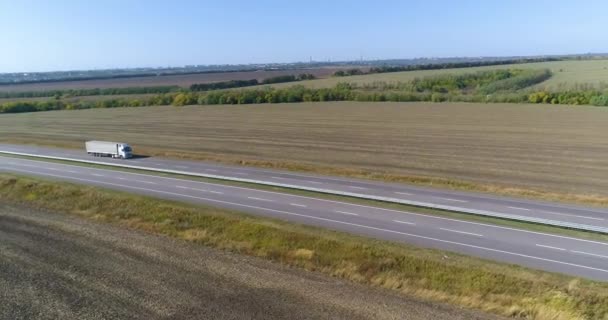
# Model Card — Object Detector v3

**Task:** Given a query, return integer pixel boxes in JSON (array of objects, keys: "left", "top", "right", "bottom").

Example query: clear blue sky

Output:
[{"left": 0, "top": 0, "right": 606, "bottom": 72}]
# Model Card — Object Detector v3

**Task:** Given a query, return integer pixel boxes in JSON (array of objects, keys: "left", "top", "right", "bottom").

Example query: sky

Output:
[{"left": 0, "top": 0, "right": 606, "bottom": 73}]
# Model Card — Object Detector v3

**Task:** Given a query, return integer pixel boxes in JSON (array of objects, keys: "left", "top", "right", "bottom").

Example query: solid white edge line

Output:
[
  {"left": 3, "top": 155, "right": 608, "bottom": 246},
  {"left": 8, "top": 165, "right": 608, "bottom": 275},
  {"left": 439, "top": 228, "right": 483, "bottom": 237}
]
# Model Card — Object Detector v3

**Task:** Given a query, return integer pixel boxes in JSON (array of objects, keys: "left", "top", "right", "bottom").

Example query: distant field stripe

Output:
[
  {"left": 393, "top": 220, "right": 415, "bottom": 225},
  {"left": 334, "top": 210, "right": 359, "bottom": 216},
  {"left": 536, "top": 244, "right": 566, "bottom": 251},
  {"left": 439, "top": 228, "right": 483, "bottom": 237}
]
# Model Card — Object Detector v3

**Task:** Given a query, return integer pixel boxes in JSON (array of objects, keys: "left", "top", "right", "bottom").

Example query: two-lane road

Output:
[{"left": 1, "top": 155, "right": 608, "bottom": 281}]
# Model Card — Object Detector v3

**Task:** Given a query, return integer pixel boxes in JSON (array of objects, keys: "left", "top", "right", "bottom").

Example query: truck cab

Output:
[{"left": 119, "top": 144, "right": 133, "bottom": 159}]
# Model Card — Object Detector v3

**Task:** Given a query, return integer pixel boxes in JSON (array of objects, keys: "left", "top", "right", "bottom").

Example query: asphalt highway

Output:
[
  {"left": 1, "top": 143, "right": 607, "bottom": 231},
  {"left": 1, "top": 155, "right": 608, "bottom": 281}
]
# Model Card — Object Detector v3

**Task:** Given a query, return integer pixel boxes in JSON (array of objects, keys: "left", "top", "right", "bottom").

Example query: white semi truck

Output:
[{"left": 85, "top": 141, "right": 133, "bottom": 159}]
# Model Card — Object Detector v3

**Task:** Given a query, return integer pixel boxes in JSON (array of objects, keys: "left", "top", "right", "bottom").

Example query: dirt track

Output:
[{"left": 0, "top": 204, "right": 502, "bottom": 320}]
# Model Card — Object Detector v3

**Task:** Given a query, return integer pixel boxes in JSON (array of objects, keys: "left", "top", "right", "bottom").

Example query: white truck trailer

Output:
[{"left": 85, "top": 141, "right": 133, "bottom": 159}]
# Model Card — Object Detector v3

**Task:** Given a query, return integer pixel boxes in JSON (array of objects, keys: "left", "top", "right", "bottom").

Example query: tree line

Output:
[
  {"left": 3, "top": 68, "right": 608, "bottom": 114},
  {"left": 3, "top": 85, "right": 608, "bottom": 114},
  {"left": 189, "top": 74, "right": 315, "bottom": 91},
  {"left": 333, "top": 69, "right": 366, "bottom": 77},
  {"left": 354, "top": 69, "right": 551, "bottom": 95},
  {"left": 0, "top": 86, "right": 179, "bottom": 99},
  {"left": 333, "top": 57, "right": 561, "bottom": 77}
]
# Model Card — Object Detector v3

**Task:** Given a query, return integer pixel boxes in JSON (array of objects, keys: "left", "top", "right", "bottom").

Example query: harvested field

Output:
[
  {"left": 1, "top": 102, "right": 608, "bottom": 200},
  {"left": 267, "top": 59, "right": 608, "bottom": 90},
  {"left": 0, "top": 67, "right": 350, "bottom": 92},
  {"left": 0, "top": 202, "right": 503, "bottom": 320}
]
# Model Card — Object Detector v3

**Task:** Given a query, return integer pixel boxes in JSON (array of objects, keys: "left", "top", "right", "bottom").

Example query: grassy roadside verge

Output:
[
  {"left": 3, "top": 152, "right": 608, "bottom": 243},
  {"left": 2, "top": 137, "right": 608, "bottom": 208},
  {"left": 1, "top": 173, "right": 607, "bottom": 320}
]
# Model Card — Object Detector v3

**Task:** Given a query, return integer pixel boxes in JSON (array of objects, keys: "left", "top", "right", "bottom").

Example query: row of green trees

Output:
[
  {"left": 477, "top": 69, "right": 552, "bottom": 94},
  {"left": 1, "top": 73, "right": 318, "bottom": 99},
  {"left": 333, "top": 69, "right": 366, "bottom": 77},
  {"left": 334, "top": 57, "right": 562, "bottom": 77},
  {"left": 354, "top": 69, "right": 550, "bottom": 95},
  {"left": 3, "top": 69, "right": 608, "bottom": 114},
  {"left": 528, "top": 90, "right": 608, "bottom": 105},
  {"left": 0, "top": 86, "right": 179, "bottom": 99},
  {"left": 189, "top": 79, "right": 258, "bottom": 91},
  {"left": 4, "top": 84, "right": 608, "bottom": 114},
  {"left": 189, "top": 74, "right": 316, "bottom": 91},
  {"left": 262, "top": 73, "right": 316, "bottom": 83}
]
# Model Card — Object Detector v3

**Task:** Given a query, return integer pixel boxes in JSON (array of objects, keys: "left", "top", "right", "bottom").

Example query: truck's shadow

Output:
[{"left": 130, "top": 155, "right": 150, "bottom": 160}]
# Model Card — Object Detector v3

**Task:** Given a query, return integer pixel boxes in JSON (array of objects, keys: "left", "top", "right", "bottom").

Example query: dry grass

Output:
[
  {"left": 1, "top": 174, "right": 607, "bottom": 320},
  {"left": 2, "top": 102, "right": 608, "bottom": 204}
]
